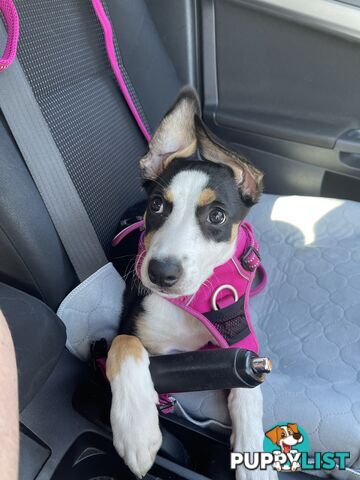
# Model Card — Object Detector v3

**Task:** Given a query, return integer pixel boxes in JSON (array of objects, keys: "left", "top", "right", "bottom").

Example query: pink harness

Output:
[
  {"left": 113, "top": 220, "right": 267, "bottom": 354},
  {"left": 0, "top": 0, "right": 19, "bottom": 71}
]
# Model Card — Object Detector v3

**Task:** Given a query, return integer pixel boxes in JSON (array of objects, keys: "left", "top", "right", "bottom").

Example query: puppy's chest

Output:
[{"left": 135, "top": 294, "right": 213, "bottom": 355}]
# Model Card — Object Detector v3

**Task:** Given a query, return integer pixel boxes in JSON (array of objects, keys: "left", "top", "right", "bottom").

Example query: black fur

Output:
[{"left": 144, "top": 157, "right": 249, "bottom": 242}]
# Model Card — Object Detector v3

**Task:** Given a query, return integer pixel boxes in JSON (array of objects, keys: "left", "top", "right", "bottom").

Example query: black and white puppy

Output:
[{"left": 107, "top": 89, "right": 277, "bottom": 480}]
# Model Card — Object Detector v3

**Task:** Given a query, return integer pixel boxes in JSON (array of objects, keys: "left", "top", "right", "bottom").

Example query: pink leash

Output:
[
  {"left": 91, "top": 0, "right": 151, "bottom": 142},
  {"left": 0, "top": 0, "right": 19, "bottom": 71}
]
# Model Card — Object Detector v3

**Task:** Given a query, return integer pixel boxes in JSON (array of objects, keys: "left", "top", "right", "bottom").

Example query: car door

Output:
[
  {"left": 147, "top": 0, "right": 360, "bottom": 201},
  {"left": 200, "top": 0, "right": 360, "bottom": 201}
]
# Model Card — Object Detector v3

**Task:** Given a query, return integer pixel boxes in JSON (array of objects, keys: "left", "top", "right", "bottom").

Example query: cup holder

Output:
[{"left": 51, "top": 431, "right": 201, "bottom": 480}]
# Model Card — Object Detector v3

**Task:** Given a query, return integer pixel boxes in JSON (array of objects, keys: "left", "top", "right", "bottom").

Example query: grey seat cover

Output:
[{"left": 175, "top": 194, "right": 360, "bottom": 475}]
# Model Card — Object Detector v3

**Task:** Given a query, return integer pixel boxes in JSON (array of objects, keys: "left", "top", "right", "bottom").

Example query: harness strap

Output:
[
  {"left": 0, "top": 0, "right": 18, "bottom": 71},
  {"left": 91, "top": 0, "right": 151, "bottom": 142}
]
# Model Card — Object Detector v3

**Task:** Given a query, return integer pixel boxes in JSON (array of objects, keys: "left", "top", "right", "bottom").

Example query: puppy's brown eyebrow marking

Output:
[
  {"left": 106, "top": 335, "right": 144, "bottom": 382},
  {"left": 164, "top": 188, "right": 174, "bottom": 203},
  {"left": 198, "top": 187, "right": 216, "bottom": 206},
  {"left": 144, "top": 231, "right": 154, "bottom": 251},
  {"left": 230, "top": 223, "right": 240, "bottom": 242}
]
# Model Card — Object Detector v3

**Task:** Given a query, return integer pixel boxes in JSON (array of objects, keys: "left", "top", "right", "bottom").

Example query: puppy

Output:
[
  {"left": 106, "top": 89, "right": 277, "bottom": 480},
  {"left": 266, "top": 423, "right": 303, "bottom": 472}
]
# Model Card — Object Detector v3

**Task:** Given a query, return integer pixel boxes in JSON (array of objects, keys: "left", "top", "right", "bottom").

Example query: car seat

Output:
[{"left": 0, "top": 0, "right": 359, "bottom": 479}]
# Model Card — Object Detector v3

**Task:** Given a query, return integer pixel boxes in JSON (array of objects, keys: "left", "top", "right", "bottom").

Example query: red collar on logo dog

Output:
[{"left": 113, "top": 220, "right": 267, "bottom": 353}]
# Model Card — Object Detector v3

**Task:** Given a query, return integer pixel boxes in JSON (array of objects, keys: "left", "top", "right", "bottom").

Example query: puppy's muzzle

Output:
[{"left": 148, "top": 257, "right": 183, "bottom": 288}]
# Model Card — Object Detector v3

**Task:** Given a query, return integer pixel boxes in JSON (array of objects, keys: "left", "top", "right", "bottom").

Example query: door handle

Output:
[{"left": 335, "top": 129, "right": 360, "bottom": 170}]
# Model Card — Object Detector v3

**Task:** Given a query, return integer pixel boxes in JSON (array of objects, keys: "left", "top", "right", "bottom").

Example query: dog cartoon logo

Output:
[
  {"left": 231, "top": 422, "right": 350, "bottom": 473},
  {"left": 264, "top": 423, "right": 305, "bottom": 472}
]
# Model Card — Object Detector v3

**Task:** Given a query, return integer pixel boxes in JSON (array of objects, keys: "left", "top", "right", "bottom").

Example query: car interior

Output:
[{"left": 0, "top": 0, "right": 360, "bottom": 479}]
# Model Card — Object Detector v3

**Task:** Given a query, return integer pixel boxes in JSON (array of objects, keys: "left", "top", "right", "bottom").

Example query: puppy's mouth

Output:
[
  {"left": 140, "top": 270, "right": 199, "bottom": 298},
  {"left": 142, "top": 280, "right": 188, "bottom": 298}
]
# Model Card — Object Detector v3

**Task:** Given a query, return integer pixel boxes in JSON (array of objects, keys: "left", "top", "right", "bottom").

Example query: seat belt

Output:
[{"left": 0, "top": 20, "right": 108, "bottom": 281}]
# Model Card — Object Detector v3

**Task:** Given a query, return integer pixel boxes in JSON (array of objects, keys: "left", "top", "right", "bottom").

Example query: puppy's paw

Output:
[
  {"left": 108, "top": 340, "right": 162, "bottom": 478},
  {"left": 112, "top": 397, "right": 162, "bottom": 478}
]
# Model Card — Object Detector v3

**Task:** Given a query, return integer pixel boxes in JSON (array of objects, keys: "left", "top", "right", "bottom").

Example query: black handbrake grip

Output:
[{"left": 149, "top": 348, "right": 272, "bottom": 394}]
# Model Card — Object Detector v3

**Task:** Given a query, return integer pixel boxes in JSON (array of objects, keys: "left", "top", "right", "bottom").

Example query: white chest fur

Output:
[{"left": 135, "top": 293, "right": 214, "bottom": 355}]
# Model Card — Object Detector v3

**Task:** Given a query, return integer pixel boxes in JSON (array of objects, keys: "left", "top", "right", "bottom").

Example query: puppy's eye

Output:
[
  {"left": 150, "top": 196, "right": 164, "bottom": 214},
  {"left": 281, "top": 432, "right": 286, "bottom": 438},
  {"left": 207, "top": 208, "right": 227, "bottom": 225}
]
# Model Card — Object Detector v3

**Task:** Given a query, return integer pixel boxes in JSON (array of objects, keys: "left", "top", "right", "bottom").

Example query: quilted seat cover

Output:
[{"left": 174, "top": 194, "right": 360, "bottom": 478}]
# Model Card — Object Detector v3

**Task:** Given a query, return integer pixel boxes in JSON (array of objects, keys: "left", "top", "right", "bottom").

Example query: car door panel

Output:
[{"left": 201, "top": 0, "right": 360, "bottom": 201}]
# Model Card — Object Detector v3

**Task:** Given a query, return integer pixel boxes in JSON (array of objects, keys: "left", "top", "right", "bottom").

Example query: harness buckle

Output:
[
  {"left": 241, "top": 246, "right": 261, "bottom": 272},
  {"left": 158, "top": 395, "right": 177, "bottom": 414}
]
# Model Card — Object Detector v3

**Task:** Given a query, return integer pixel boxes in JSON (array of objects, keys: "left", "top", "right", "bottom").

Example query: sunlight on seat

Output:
[{"left": 270, "top": 196, "right": 344, "bottom": 245}]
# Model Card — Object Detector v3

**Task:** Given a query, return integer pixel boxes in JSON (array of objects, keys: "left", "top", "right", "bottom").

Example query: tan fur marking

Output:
[
  {"left": 106, "top": 335, "right": 144, "bottom": 382},
  {"left": 230, "top": 223, "right": 240, "bottom": 242},
  {"left": 163, "top": 139, "right": 197, "bottom": 169},
  {"left": 198, "top": 188, "right": 216, "bottom": 207},
  {"left": 144, "top": 231, "right": 154, "bottom": 251},
  {"left": 164, "top": 188, "right": 174, "bottom": 203}
]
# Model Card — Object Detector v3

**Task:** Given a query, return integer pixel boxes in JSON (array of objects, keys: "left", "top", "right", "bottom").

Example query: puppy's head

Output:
[
  {"left": 139, "top": 88, "right": 263, "bottom": 297},
  {"left": 265, "top": 424, "right": 303, "bottom": 453}
]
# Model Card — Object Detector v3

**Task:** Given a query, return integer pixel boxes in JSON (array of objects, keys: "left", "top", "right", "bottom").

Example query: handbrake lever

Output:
[{"left": 149, "top": 348, "right": 272, "bottom": 394}]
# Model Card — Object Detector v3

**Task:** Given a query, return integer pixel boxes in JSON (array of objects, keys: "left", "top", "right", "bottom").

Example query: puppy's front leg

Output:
[
  {"left": 229, "top": 387, "right": 278, "bottom": 480},
  {"left": 107, "top": 335, "right": 162, "bottom": 478}
]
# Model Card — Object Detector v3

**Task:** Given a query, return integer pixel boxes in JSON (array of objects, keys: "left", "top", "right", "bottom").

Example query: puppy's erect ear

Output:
[
  {"left": 287, "top": 423, "right": 299, "bottom": 435},
  {"left": 140, "top": 87, "right": 200, "bottom": 180},
  {"left": 195, "top": 116, "right": 263, "bottom": 206},
  {"left": 265, "top": 426, "right": 282, "bottom": 445}
]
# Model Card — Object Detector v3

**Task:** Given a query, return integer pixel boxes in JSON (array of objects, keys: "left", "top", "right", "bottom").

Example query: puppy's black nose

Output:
[
  {"left": 148, "top": 258, "right": 183, "bottom": 288},
  {"left": 293, "top": 433, "right": 301, "bottom": 440}
]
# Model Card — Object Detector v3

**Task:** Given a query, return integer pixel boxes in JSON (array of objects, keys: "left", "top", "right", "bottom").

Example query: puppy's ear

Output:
[
  {"left": 195, "top": 116, "right": 263, "bottom": 206},
  {"left": 287, "top": 423, "right": 299, "bottom": 434},
  {"left": 265, "top": 426, "right": 282, "bottom": 445},
  {"left": 140, "top": 87, "right": 200, "bottom": 180}
]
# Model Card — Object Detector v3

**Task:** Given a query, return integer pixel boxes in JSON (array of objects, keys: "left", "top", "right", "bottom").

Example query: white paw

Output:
[
  {"left": 110, "top": 356, "right": 162, "bottom": 478},
  {"left": 112, "top": 401, "right": 162, "bottom": 478}
]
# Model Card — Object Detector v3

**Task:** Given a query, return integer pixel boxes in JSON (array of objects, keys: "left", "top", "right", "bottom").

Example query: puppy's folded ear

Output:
[
  {"left": 287, "top": 423, "right": 299, "bottom": 434},
  {"left": 265, "top": 426, "right": 282, "bottom": 445},
  {"left": 195, "top": 116, "right": 263, "bottom": 206},
  {"left": 140, "top": 87, "right": 200, "bottom": 180}
]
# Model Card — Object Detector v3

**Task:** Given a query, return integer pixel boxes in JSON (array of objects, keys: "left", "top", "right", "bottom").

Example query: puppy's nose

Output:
[
  {"left": 293, "top": 433, "right": 301, "bottom": 440},
  {"left": 148, "top": 258, "right": 183, "bottom": 288}
]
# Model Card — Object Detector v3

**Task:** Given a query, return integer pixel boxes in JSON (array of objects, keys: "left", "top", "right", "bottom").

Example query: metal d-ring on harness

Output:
[{"left": 212, "top": 284, "right": 239, "bottom": 311}]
